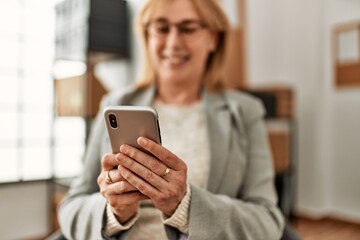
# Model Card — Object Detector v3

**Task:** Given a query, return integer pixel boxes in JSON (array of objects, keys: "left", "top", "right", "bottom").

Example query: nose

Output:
[{"left": 165, "top": 26, "right": 183, "bottom": 48}]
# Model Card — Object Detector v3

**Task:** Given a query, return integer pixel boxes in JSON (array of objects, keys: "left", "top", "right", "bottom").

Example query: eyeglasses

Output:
[{"left": 146, "top": 19, "right": 208, "bottom": 42}]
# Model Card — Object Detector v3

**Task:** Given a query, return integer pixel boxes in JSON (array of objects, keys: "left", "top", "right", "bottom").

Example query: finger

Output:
[
  {"left": 107, "top": 169, "right": 125, "bottom": 183},
  {"left": 118, "top": 165, "right": 159, "bottom": 199},
  {"left": 119, "top": 144, "right": 167, "bottom": 176},
  {"left": 116, "top": 153, "right": 168, "bottom": 190},
  {"left": 137, "top": 137, "right": 185, "bottom": 171},
  {"left": 107, "top": 191, "right": 148, "bottom": 208},
  {"left": 107, "top": 181, "right": 138, "bottom": 195},
  {"left": 101, "top": 153, "right": 120, "bottom": 170}
]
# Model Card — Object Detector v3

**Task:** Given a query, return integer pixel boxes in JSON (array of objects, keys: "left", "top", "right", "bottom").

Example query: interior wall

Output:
[
  {"left": 324, "top": 0, "right": 360, "bottom": 221},
  {"left": 247, "top": 0, "right": 360, "bottom": 221},
  {"left": 0, "top": 182, "right": 50, "bottom": 239}
]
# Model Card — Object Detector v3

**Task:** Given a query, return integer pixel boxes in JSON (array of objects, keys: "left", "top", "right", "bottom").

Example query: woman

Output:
[{"left": 58, "top": 0, "right": 285, "bottom": 239}]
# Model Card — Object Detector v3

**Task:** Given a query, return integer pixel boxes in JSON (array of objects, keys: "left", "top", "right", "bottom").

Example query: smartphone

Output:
[{"left": 103, "top": 106, "right": 162, "bottom": 154}]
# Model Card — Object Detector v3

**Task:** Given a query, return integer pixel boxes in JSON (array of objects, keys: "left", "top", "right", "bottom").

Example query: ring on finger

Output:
[
  {"left": 106, "top": 170, "right": 114, "bottom": 184},
  {"left": 162, "top": 167, "right": 170, "bottom": 177}
]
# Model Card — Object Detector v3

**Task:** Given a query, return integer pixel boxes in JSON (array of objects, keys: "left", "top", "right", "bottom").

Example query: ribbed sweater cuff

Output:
[
  {"left": 162, "top": 182, "right": 191, "bottom": 234},
  {"left": 104, "top": 203, "right": 140, "bottom": 236}
]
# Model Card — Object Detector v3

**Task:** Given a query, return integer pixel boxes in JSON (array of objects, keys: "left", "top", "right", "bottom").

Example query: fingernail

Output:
[
  {"left": 120, "top": 144, "right": 126, "bottom": 153},
  {"left": 138, "top": 137, "right": 147, "bottom": 146}
]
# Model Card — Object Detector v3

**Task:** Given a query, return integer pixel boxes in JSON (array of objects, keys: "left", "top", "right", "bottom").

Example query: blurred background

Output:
[{"left": 0, "top": 0, "right": 359, "bottom": 239}]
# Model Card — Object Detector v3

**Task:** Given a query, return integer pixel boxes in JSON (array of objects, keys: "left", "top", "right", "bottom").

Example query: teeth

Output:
[
  {"left": 171, "top": 58, "right": 182, "bottom": 64},
  {"left": 167, "top": 57, "right": 184, "bottom": 64}
]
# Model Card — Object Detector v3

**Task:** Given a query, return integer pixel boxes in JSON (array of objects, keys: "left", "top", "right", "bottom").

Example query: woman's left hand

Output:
[{"left": 115, "top": 137, "right": 188, "bottom": 217}]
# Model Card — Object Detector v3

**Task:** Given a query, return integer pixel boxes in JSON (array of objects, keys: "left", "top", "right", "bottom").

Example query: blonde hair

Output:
[{"left": 135, "top": 0, "right": 231, "bottom": 92}]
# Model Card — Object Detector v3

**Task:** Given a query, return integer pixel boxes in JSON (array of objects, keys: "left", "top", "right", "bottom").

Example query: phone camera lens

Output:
[{"left": 109, "top": 114, "right": 118, "bottom": 128}]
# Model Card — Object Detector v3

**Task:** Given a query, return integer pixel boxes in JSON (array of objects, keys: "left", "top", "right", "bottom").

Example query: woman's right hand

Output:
[{"left": 97, "top": 153, "right": 148, "bottom": 224}]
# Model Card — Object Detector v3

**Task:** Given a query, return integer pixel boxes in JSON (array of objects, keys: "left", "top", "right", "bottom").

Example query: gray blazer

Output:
[{"left": 59, "top": 86, "right": 285, "bottom": 240}]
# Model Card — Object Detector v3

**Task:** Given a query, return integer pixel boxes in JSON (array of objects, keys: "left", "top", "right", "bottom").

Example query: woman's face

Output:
[{"left": 146, "top": 0, "right": 217, "bottom": 88}]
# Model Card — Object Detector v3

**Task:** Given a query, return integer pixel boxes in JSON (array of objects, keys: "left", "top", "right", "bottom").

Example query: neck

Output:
[{"left": 156, "top": 82, "right": 201, "bottom": 106}]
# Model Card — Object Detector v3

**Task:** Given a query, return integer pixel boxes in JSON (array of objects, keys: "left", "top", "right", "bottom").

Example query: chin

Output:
[{"left": 159, "top": 75, "right": 188, "bottom": 85}]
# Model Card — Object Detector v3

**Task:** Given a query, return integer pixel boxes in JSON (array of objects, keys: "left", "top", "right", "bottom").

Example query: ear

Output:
[{"left": 208, "top": 32, "right": 219, "bottom": 52}]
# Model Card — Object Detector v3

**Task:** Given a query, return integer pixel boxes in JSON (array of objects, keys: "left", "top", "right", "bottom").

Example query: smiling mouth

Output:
[{"left": 162, "top": 55, "right": 190, "bottom": 66}]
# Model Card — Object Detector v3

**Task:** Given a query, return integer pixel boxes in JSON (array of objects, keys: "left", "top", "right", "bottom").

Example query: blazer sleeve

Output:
[
  {"left": 58, "top": 92, "right": 133, "bottom": 240},
  {"left": 166, "top": 96, "right": 285, "bottom": 240}
]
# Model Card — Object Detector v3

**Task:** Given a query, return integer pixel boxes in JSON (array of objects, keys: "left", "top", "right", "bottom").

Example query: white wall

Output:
[
  {"left": 247, "top": 0, "right": 360, "bottom": 222},
  {"left": 0, "top": 182, "right": 50, "bottom": 239},
  {"left": 323, "top": 0, "right": 360, "bottom": 221}
]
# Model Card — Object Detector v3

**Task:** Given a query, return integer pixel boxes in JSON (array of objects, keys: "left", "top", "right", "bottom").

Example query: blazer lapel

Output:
[
  {"left": 204, "top": 91, "right": 232, "bottom": 193},
  {"left": 130, "top": 86, "right": 156, "bottom": 106}
]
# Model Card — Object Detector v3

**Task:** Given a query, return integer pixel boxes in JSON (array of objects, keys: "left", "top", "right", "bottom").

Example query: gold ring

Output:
[
  {"left": 106, "top": 170, "right": 113, "bottom": 184},
  {"left": 162, "top": 167, "right": 170, "bottom": 177}
]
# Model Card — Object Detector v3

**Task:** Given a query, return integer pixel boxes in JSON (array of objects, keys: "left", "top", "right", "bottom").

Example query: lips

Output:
[{"left": 162, "top": 55, "right": 190, "bottom": 67}]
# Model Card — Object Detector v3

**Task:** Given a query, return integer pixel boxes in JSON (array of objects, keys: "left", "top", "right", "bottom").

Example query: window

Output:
[{"left": 0, "top": 0, "right": 85, "bottom": 183}]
